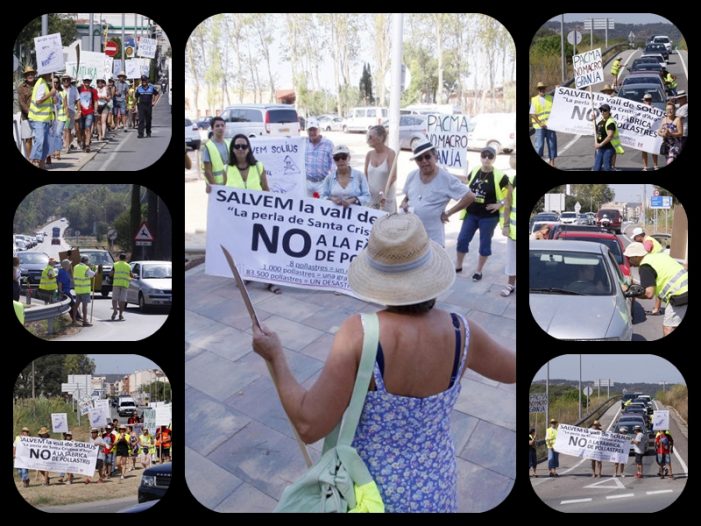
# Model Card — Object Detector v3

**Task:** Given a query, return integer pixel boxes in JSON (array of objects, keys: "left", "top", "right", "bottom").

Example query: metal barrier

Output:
[{"left": 21, "top": 292, "right": 72, "bottom": 335}]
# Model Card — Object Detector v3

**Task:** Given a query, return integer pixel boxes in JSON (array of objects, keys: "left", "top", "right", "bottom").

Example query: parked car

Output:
[
  {"left": 78, "top": 249, "right": 115, "bottom": 297},
  {"left": 185, "top": 118, "right": 201, "bottom": 151},
  {"left": 317, "top": 114, "right": 344, "bottom": 132},
  {"left": 127, "top": 261, "right": 172, "bottom": 311},
  {"left": 649, "top": 233, "right": 671, "bottom": 250},
  {"left": 382, "top": 114, "right": 429, "bottom": 150},
  {"left": 468, "top": 112, "right": 516, "bottom": 153},
  {"left": 629, "top": 61, "right": 664, "bottom": 74},
  {"left": 529, "top": 240, "right": 633, "bottom": 340},
  {"left": 559, "top": 211, "right": 578, "bottom": 224},
  {"left": 17, "top": 252, "right": 50, "bottom": 286},
  {"left": 343, "top": 106, "right": 389, "bottom": 133},
  {"left": 529, "top": 212, "right": 560, "bottom": 233},
  {"left": 618, "top": 84, "right": 667, "bottom": 111},
  {"left": 619, "top": 73, "right": 667, "bottom": 97},
  {"left": 138, "top": 463, "right": 172, "bottom": 503},
  {"left": 596, "top": 209, "right": 622, "bottom": 235},
  {"left": 219, "top": 104, "right": 300, "bottom": 139}
]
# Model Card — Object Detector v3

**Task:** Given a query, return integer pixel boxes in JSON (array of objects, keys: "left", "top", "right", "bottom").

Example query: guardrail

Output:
[{"left": 22, "top": 292, "right": 72, "bottom": 335}]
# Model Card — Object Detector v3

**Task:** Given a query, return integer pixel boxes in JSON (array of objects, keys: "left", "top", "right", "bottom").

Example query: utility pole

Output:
[
  {"left": 578, "top": 355, "right": 582, "bottom": 420},
  {"left": 546, "top": 361, "right": 550, "bottom": 426}
]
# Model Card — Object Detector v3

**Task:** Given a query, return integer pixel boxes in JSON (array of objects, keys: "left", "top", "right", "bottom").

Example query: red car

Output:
[{"left": 553, "top": 230, "right": 631, "bottom": 280}]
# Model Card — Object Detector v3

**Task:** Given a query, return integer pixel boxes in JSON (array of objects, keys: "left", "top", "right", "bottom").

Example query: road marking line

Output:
[
  {"left": 647, "top": 490, "right": 674, "bottom": 496},
  {"left": 584, "top": 477, "right": 625, "bottom": 490},
  {"left": 561, "top": 498, "right": 592, "bottom": 505},
  {"left": 606, "top": 493, "right": 635, "bottom": 499},
  {"left": 677, "top": 50, "right": 688, "bottom": 81},
  {"left": 558, "top": 134, "right": 582, "bottom": 155}
]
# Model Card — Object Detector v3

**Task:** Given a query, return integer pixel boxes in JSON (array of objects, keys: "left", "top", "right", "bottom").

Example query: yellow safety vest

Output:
[
  {"left": 225, "top": 162, "right": 264, "bottom": 190},
  {"left": 203, "top": 139, "right": 231, "bottom": 184},
  {"left": 113, "top": 261, "right": 131, "bottom": 288},
  {"left": 610, "top": 60, "right": 622, "bottom": 77},
  {"left": 14, "top": 300, "right": 25, "bottom": 325},
  {"left": 641, "top": 253, "right": 688, "bottom": 303},
  {"left": 113, "top": 433, "right": 132, "bottom": 455},
  {"left": 601, "top": 117, "right": 624, "bottom": 155},
  {"left": 545, "top": 427, "right": 557, "bottom": 449},
  {"left": 460, "top": 167, "right": 507, "bottom": 220},
  {"left": 127, "top": 87, "right": 136, "bottom": 109},
  {"left": 531, "top": 94, "right": 553, "bottom": 129},
  {"left": 507, "top": 176, "right": 516, "bottom": 241},
  {"left": 39, "top": 265, "right": 57, "bottom": 291},
  {"left": 57, "top": 91, "right": 69, "bottom": 123},
  {"left": 644, "top": 235, "right": 663, "bottom": 254},
  {"left": 28, "top": 77, "right": 53, "bottom": 122},
  {"left": 73, "top": 263, "right": 92, "bottom": 295},
  {"left": 663, "top": 73, "right": 678, "bottom": 90}
]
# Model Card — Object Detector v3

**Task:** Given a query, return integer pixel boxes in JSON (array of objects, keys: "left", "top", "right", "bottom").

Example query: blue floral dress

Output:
[{"left": 352, "top": 313, "right": 470, "bottom": 512}]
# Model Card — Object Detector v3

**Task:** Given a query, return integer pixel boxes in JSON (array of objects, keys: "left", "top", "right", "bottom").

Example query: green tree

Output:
[
  {"left": 140, "top": 381, "right": 172, "bottom": 403},
  {"left": 14, "top": 355, "right": 68, "bottom": 399},
  {"left": 359, "top": 63, "right": 374, "bottom": 105},
  {"left": 64, "top": 355, "right": 95, "bottom": 376},
  {"left": 15, "top": 14, "right": 78, "bottom": 68}
]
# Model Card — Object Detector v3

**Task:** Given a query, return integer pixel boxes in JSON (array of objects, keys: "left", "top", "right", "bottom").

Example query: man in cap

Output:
[
  {"left": 593, "top": 104, "right": 623, "bottom": 171},
  {"left": 614, "top": 426, "right": 629, "bottom": 477},
  {"left": 400, "top": 140, "right": 474, "bottom": 247},
  {"left": 545, "top": 418, "right": 559, "bottom": 477},
  {"left": 38, "top": 256, "right": 58, "bottom": 304},
  {"left": 674, "top": 90, "right": 687, "bottom": 149},
  {"left": 13, "top": 426, "right": 31, "bottom": 487},
  {"left": 623, "top": 241, "right": 687, "bottom": 336},
  {"left": 27, "top": 70, "right": 56, "bottom": 169},
  {"left": 77, "top": 77, "right": 99, "bottom": 152},
  {"left": 589, "top": 420, "right": 603, "bottom": 477},
  {"left": 632, "top": 425, "right": 645, "bottom": 478},
  {"left": 85, "top": 428, "right": 107, "bottom": 483},
  {"left": 530, "top": 81, "right": 557, "bottom": 166},
  {"left": 135, "top": 74, "right": 160, "bottom": 138},
  {"left": 114, "top": 71, "right": 130, "bottom": 131},
  {"left": 17, "top": 65, "right": 37, "bottom": 158},
  {"left": 304, "top": 117, "right": 334, "bottom": 197},
  {"left": 72, "top": 255, "right": 96, "bottom": 327},
  {"left": 655, "top": 429, "right": 673, "bottom": 478},
  {"left": 641, "top": 93, "right": 660, "bottom": 170}
]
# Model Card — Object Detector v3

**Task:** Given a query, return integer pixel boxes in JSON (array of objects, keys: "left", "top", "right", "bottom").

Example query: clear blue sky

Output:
[
  {"left": 89, "top": 354, "right": 163, "bottom": 375},
  {"left": 532, "top": 355, "right": 686, "bottom": 384},
  {"left": 549, "top": 13, "right": 674, "bottom": 25},
  {"left": 609, "top": 184, "right": 656, "bottom": 203}
]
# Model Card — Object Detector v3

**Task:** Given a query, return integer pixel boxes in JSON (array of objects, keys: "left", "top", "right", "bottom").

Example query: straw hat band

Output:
[{"left": 367, "top": 249, "right": 432, "bottom": 273}]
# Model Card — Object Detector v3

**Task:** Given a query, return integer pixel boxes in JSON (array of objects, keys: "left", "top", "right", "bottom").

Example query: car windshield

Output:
[
  {"left": 142, "top": 264, "right": 172, "bottom": 279},
  {"left": 619, "top": 87, "right": 664, "bottom": 102},
  {"left": 19, "top": 253, "right": 49, "bottom": 265},
  {"left": 560, "top": 236, "right": 623, "bottom": 265},
  {"left": 83, "top": 252, "right": 114, "bottom": 265},
  {"left": 530, "top": 251, "right": 614, "bottom": 296}
]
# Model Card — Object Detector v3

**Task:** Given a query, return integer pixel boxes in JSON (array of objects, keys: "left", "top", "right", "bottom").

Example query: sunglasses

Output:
[
  {"left": 333, "top": 154, "right": 348, "bottom": 161},
  {"left": 232, "top": 144, "right": 249, "bottom": 150},
  {"left": 481, "top": 153, "right": 495, "bottom": 160},
  {"left": 414, "top": 153, "right": 432, "bottom": 162}
]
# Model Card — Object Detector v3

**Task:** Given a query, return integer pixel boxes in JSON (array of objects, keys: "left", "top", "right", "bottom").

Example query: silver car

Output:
[
  {"left": 127, "top": 260, "right": 172, "bottom": 311},
  {"left": 529, "top": 240, "right": 633, "bottom": 340}
]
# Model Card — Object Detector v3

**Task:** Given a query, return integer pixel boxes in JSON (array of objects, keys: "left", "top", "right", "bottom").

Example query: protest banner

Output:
[
  {"left": 249, "top": 136, "right": 307, "bottom": 197},
  {"left": 573, "top": 48, "right": 603, "bottom": 89},
  {"left": 155, "top": 404, "right": 172, "bottom": 427},
  {"left": 51, "top": 413, "right": 68, "bottom": 433},
  {"left": 206, "top": 189, "right": 386, "bottom": 294},
  {"left": 14, "top": 436, "right": 99, "bottom": 476},
  {"left": 529, "top": 394, "right": 548, "bottom": 413},
  {"left": 79, "top": 398, "right": 93, "bottom": 416},
  {"left": 125, "top": 59, "right": 141, "bottom": 79},
  {"left": 548, "top": 86, "right": 665, "bottom": 154},
  {"left": 65, "top": 50, "right": 108, "bottom": 82},
  {"left": 652, "top": 410, "right": 670, "bottom": 430},
  {"left": 35, "top": 33, "right": 64, "bottom": 75},
  {"left": 554, "top": 423, "right": 630, "bottom": 464},
  {"left": 137, "top": 37, "right": 157, "bottom": 59},
  {"left": 427, "top": 114, "right": 470, "bottom": 170},
  {"left": 88, "top": 407, "right": 105, "bottom": 428}
]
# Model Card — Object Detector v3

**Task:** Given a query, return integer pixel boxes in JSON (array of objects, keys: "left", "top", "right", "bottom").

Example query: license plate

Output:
[{"left": 280, "top": 127, "right": 289, "bottom": 133}]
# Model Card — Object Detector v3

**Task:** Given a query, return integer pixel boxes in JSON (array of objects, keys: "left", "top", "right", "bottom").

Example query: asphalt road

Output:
[
  {"left": 531, "top": 401, "right": 688, "bottom": 512},
  {"left": 532, "top": 48, "right": 688, "bottom": 171}
]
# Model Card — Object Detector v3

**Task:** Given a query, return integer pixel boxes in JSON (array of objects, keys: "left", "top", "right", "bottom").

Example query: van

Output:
[
  {"left": 117, "top": 396, "right": 138, "bottom": 417},
  {"left": 468, "top": 113, "right": 516, "bottom": 154},
  {"left": 343, "top": 106, "right": 389, "bottom": 133},
  {"left": 219, "top": 104, "right": 299, "bottom": 139},
  {"left": 596, "top": 209, "right": 622, "bottom": 235}
]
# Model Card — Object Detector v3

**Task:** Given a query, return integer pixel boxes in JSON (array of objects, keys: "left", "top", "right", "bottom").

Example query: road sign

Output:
[
  {"left": 105, "top": 41, "right": 118, "bottom": 57},
  {"left": 108, "top": 228, "right": 118, "bottom": 241},
  {"left": 628, "top": 31, "right": 636, "bottom": 42},
  {"left": 567, "top": 31, "right": 582, "bottom": 46},
  {"left": 574, "top": 202, "right": 581, "bottom": 213},
  {"left": 653, "top": 189, "right": 660, "bottom": 197},
  {"left": 583, "top": 386, "right": 593, "bottom": 397},
  {"left": 134, "top": 222, "right": 154, "bottom": 246},
  {"left": 650, "top": 196, "right": 672, "bottom": 209},
  {"left": 125, "top": 46, "right": 135, "bottom": 58},
  {"left": 529, "top": 394, "right": 548, "bottom": 413}
]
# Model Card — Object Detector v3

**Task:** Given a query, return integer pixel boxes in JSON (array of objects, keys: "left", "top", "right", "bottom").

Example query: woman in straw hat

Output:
[{"left": 253, "top": 213, "right": 515, "bottom": 512}]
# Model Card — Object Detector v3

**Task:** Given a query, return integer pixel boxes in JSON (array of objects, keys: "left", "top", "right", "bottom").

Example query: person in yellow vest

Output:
[
  {"left": 138, "top": 428, "right": 155, "bottom": 469},
  {"left": 500, "top": 154, "right": 516, "bottom": 296},
  {"left": 455, "top": 146, "right": 509, "bottom": 281},
  {"left": 610, "top": 57, "right": 622, "bottom": 90},
  {"left": 13, "top": 426, "right": 31, "bottom": 487},
  {"left": 593, "top": 104, "right": 624, "bottom": 171},
  {"left": 72, "top": 255, "right": 96, "bottom": 327},
  {"left": 13, "top": 300, "right": 25, "bottom": 325},
  {"left": 660, "top": 67, "right": 678, "bottom": 96},
  {"left": 38, "top": 257, "right": 58, "bottom": 304},
  {"left": 127, "top": 81, "right": 137, "bottom": 128},
  {"left": 111, "top": 253, "right": 133, "bottom": 321},
  {"left": 203, "top": 116, "right": 231, "bottom": 193},
  {"left": 600, "top": 84, "right": 621, "bottom": 170},
  {"left": 28, "top": 71, "right": 56, "bottom": 169},
  {"left": 112, "top": 424, "right": 131, "bottom": 481},
  {"left": 623, "top": 242, "right": 688, "bottom": 336},
  {"left": 225, "top": 134, "right": 270, "bottom": 191},
  {"left": 52, "top": 77, "right": 68, "bottom": 161},
  {"left": 529, "top": 81, "right": 557, "bottom": 166},
  {"left": 546, "top": 418, "right": 559, "bottom": 477}
]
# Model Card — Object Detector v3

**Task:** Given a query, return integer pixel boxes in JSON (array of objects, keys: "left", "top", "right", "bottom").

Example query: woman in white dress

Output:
[{"left": 364, "top": 125, "right": 397, "bottom": 212}]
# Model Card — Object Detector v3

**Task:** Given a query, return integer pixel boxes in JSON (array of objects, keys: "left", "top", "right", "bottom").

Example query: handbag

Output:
[{"left": 274, "top": 313, "right": 384, "bottom": 513}]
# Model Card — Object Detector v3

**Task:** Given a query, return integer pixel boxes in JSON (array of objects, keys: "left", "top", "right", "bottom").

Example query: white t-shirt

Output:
[
  {"left": 403, "top": 167, "right": 470, "bottom": 247},
  {"left": 633, "top": 432, "right": 645, "bottom": 454}
]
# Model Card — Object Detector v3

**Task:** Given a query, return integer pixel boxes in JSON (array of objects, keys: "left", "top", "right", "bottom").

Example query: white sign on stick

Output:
[
  {"left": 51, "top": 413, "right": 68, "bottom": 433},
  {"left": 426, "top": 114, "right": 470, "bottom": 170},
  {"left": 125, "top": 59, "right": 140, "bottom": 79},
  {"left": 554, "top": 424, "right": 630, "bottom": 464},
  {"left": 88, "top": 407, "right": 105, "bottom": 428},
  {"left": 652, "top": 410, "right": 670, "bottom": 430},
  {"left": 137, "top": 37, "right": 157, "bottom": 59},
  {"left": 573, "top": 48, "right": 603, "bottom": 89},
  {"left": 35, "top": 33, "right": 64, "bottom": 75},
  {"left": 249, "top": 136, "right": 307, "bottom": 198}
]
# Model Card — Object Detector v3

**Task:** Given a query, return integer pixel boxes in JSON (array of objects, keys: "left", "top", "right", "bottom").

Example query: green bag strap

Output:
[{"left": 323, "top": 313, "right": 379, "bottom": 452}]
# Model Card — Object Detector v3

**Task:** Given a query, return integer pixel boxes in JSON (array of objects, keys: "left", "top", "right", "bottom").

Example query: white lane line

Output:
[
  {"left": 673, "top": 445, "right": 689, "bottom": 475},
  {"left": 558, "top": 134, "right": 583, "bottom": 155},
  {"left": 647, "top": 490, "right": 674, "bottom": 496},
  {"left": 561, "top": 498, "right": 592, "bottom": 505},
  {"left": 677, "top": 50, "right": 688, "bottom": 81},
  {"left": 606, "top": 493, "right": 635, "bottom": 500}
]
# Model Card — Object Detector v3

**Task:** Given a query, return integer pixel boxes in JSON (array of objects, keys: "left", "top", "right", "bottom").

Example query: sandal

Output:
[
  {"left": 472, "top": 272, "right": 482, "bottom": 282},
  {"left": 267, "top": 284, "right": 282, "bottom": 294},
  {"left": 500, "top": 284, "right": 515, "bottom": 297}
]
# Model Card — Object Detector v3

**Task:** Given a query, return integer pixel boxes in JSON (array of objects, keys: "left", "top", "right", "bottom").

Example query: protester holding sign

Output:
[
  {"left": 529, "top": 81, "right": 557, "bottom": 166},
  {"left": 593, "top": 104, "right": 622, "bottom": 171},
  {"left": 658, "top": 103, "right": 683, "bottom": 166},
  {"left": 252, "top": 213, "right": 515, "bottom": 511},
  {"left": 225, "top": 134, "right": 269, "bottom": 191}
]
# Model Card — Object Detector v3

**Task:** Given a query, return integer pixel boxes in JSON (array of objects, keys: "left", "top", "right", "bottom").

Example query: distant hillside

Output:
[
  {"left": 541, "top": 21, "right": 683, "bottom": 47},
  {"left": 531, "top": 379, "right": 680, "bottom": 398}
]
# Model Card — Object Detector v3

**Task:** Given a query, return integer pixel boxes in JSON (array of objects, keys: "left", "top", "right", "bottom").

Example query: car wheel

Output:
[
  {"left": 101, "top": 286, "right": 109, "bottom": 298},
  {"left": 487, "top": 140, "right": 501, "bottom": 153},
  {"left": 139, "top": 293, "right": 146, "bottom": 312},
  {"left": 192, "top": 140, "right": 201, "bottom": 150}
]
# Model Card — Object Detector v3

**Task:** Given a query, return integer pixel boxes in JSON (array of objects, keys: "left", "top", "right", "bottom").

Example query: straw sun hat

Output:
[{"left": 348, "top": 213, "right": 455, "bottom": 306}]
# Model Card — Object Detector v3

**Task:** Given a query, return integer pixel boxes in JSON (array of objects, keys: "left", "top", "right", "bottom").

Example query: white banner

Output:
[
  {"left": 79, "top": 399, "right": 93, "bottom": 416},
  {"left": 573, "top": 48, "right": 603, "bottom": 89},
  {"left": 548, "top": 86, "right": 665, "bottom": 154},
  {"left": 35, "top": 33, "right": 64, "bottom": 75},
  {"left": 125, "top": 59, "right": 141, "bottom": 79},
  {"left": 427, "top": 114, "right": 469, "bottom": 170},
  {"left": 206, "top": 189, "right": 386, "bottom": 293},
  {"left": 14, "top": 436, "right": 99, "bottom": 476},
  {"left": 155, "top": 404, "right": 172, "bottom": 427},
  {"left": 249, "top": 136, "right": 306, "bottom": 198},
  {"left": 137, "top": 37, "right": 157, "bottom": 59},
  {"left": 65, "top": 51, "right": 108, "bottom": 83},
  {"left": 554, "top": 424, "right": 630, "bottom": 464},
  {"left": 138, "top": 58, "right": 151, "bottom": 77},
  {"left": 51, "top": 413, "right": 68, "bottom": 433},
  {"left": 142, "top": 407, "right": 156, "bottom": 433},
  {"left": 652, "top": 410, "right": 670, "bottom": 430}
]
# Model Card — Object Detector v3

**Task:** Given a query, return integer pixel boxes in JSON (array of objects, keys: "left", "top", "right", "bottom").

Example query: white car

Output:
[
  {"left": 468, "top": 112, "right": 516, "bottom": 154},
  {"left": 185, "top": 118, "right": 201, "bottom": 151},
  {"left": 127, "top": 260, "right": 172, "bottom": 311},
  {"left": 559, "top": 211, "right": 578, "bottom": 224}
]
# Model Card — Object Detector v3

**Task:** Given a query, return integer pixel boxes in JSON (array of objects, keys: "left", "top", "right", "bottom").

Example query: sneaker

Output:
[
  {"left": 111, "top": 311, "right": 117, "bottom": 320},
  {"left": 119, "top": 315, "right": 124, "bottom": 321},
  {"left": 82, "top": 322, "right": 93, "bottom": 327},
  {"left": 472, "top": 272, "right": 482, "bottom": 282}
]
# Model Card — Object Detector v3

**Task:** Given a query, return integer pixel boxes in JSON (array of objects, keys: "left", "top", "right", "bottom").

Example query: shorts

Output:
[
  {"left": 112, "top": 286, "right": 128, "bottom": 302},
  {"left": 635, "top": 453, "right": 644, "bottom": 464},
  {"left": 656, "top": 453, "right": 671, "bottom": 465},
  {"left": 114, "top": 99, "right": 127, "bottom": 114},
  {"left": 664, "top": 302, "right": 686, "bottom": 328},
  {"left": 95, "top": 459, "right": 104, "bottom": 470},
  {"left": 77, "top": 293, "right": 91, "bottom": 305},
  {"left": 79, "top": 114, "right": 94, "bottom": 130}
]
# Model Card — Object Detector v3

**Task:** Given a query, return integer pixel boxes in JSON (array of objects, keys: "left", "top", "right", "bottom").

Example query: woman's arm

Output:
[
  {"left": 252, "top": 315, "right": 362, "bottom": 443},
  {"left": 259, "top": 164, "right": 270, "bottom": 191},
  {"left": 354, "top": 170, "right": 372, "bottom": 206},
  {"left": 464, "top": 319, "right": 515, "bottom": 384}
]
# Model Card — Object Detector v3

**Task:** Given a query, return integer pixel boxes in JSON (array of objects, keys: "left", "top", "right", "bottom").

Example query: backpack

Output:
[
  {"left": 274, "top": 313, "right": 384, "bottom": 513},
  {"left": 660, "top": 435, "right": 669, "bottom": 448}
]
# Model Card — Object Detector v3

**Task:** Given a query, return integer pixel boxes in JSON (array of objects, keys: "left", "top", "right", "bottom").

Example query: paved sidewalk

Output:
[{"left": 185, "top": 217, "right": 516, "bottom": 511}]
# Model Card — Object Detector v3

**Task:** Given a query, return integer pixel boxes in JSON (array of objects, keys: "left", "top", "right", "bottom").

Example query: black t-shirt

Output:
[
  {"left": 596, "top": 119, "right": 616, "bottom": 150},
  {"left": 639, "top": 264, "right": 657, "bottom": 289},
  {"left": 465, "top": 170, "right": 510, "bottom": 217}
]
